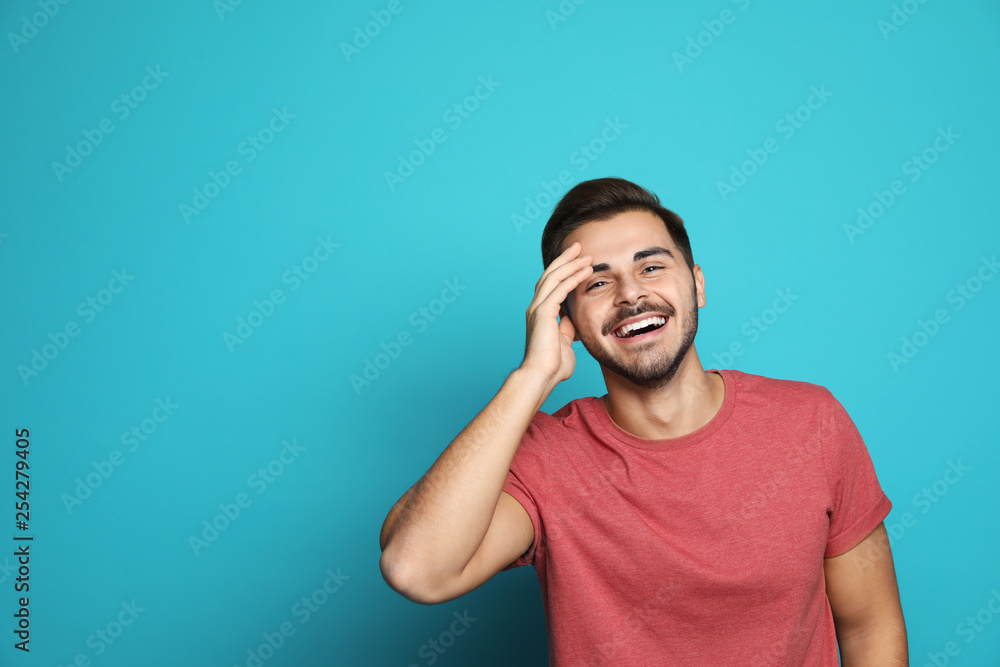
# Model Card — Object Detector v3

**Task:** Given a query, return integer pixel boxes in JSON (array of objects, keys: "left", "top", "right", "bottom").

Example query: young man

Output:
[{"left": 379, "top": 177, "right": 907, "bottom": 665}]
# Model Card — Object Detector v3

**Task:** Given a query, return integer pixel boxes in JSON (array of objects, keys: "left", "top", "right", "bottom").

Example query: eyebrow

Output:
[{"left": 591, "top": 247, "right": 675, "bottom": 274}]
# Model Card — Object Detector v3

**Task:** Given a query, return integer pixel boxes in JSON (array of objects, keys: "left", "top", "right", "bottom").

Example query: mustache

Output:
[{"left": 603, "top": 303, "right": 675, "bottom": 335}]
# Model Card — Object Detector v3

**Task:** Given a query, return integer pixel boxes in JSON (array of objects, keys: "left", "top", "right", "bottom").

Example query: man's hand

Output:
[{"left": 522, "top": 241, "right": 593, "bottom": 392}]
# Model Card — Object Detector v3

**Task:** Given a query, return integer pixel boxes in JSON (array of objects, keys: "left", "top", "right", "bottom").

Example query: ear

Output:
[
  {"left": 692, "top": 264, "right": 707, "bottom": 308},
  {"left": 560, "top": 302, "right": 580, "bottom": 342}
]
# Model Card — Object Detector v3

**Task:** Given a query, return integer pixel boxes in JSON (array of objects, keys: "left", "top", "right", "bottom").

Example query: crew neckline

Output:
[{"left": 592, "top": 368, "right": 736, "bottom": 450}]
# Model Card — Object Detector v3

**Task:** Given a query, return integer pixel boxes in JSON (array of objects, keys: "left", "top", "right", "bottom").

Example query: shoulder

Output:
[
  {"left": 517, "top": 395, "right": 601, "bottom": 452},
  {"left": 724, "top": 368, "right": 837, "bottom": 411},
  {"left": 529, "top": 395, "right": 601, "bottom": 430},
  {"left": 510, "top": 396, "right": 600, "bottom": 482}
]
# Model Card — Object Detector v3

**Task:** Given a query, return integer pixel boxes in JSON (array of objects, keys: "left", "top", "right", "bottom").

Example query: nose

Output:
[{"left": 614, "top": 273, "right": 648, "bottom": 306}]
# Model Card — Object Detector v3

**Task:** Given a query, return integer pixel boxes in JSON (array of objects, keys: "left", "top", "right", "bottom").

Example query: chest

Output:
[{"left": 540, "top": 435, "right": 832, "bottom": 607}]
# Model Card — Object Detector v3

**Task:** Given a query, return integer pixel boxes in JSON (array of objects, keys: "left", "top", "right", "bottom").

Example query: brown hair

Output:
[{"left": 541, "top": 177, "right": 693, "bottom": 272}]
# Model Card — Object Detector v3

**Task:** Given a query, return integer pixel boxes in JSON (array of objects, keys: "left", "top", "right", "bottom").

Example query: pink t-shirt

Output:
[{"left": 502, "top": 368, "right": 892, "bottom": 666}]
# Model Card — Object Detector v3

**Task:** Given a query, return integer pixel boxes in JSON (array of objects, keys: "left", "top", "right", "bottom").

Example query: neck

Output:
[{"left": 601, "top": 346, "right": 725, "bottom": 440}]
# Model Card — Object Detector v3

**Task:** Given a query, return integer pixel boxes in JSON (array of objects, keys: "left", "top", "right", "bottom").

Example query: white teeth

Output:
[{"left": 616, "top": 316, "right": 666, "bottom": 338}]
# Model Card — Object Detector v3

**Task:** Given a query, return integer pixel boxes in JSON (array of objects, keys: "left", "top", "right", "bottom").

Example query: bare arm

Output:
[
  {"left": 824, "top": 522, "right": 908, "bottom": 665},
  {"left": 379, "top": 242, "right": 594, "bottom": 604}
]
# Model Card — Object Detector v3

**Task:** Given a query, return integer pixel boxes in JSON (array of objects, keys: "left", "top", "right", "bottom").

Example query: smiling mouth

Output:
[{"left": 613, "top": 316, "right": 667, "bottom": 339}]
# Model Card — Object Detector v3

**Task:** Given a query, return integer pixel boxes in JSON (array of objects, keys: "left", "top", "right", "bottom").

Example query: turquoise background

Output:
[{"left": 1, "top": 0, "right": 998, "bottom": 665}]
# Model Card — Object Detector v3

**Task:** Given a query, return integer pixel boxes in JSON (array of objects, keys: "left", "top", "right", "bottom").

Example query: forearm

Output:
[
  {"left": 837, "top": 618, "right": 908, "bottom": 666},
  {"left": 379, "top": 367, "right": 550, "bottom": 589}
]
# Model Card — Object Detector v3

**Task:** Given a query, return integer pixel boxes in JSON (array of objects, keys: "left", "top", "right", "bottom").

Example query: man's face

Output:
[{"left": 562, "top": 209, "right": 705, "bottom": 389}]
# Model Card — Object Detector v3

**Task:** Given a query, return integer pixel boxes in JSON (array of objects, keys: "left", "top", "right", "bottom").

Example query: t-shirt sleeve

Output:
[
  {"left": 821, "top": 390, "right": 893, "bottom": 558},
  {"left": 500, "top": 417, "right": 549, "bottom": 570}
]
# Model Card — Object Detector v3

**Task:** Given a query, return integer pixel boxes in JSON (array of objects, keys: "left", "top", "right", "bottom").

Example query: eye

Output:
[
  {"left": 642, "top": 265, "right": 664, "bottom": 274},
  {"left": 586, "top": 280, "right": 607, "bottom": 292}
]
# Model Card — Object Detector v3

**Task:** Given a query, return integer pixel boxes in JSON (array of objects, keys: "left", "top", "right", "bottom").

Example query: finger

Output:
[
  {"left": 534, "top": 242, "right": 586, "bottom": 294},
  {"left": 554, "top": 241, "right": 582, "bottom": 263},
  {"left": 528, "top": 259, "right": 591, "bottom": 322},
  {"left": 536, "top": 264, "right": 593, "bottom": 316},
  {"left": 532, "top": 254, "right": 593, "bottom": 308}
]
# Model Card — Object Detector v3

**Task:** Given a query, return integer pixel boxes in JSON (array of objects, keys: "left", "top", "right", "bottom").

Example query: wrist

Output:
[{"left": 510, "top": 365, "right": 555, "bottom": 410}]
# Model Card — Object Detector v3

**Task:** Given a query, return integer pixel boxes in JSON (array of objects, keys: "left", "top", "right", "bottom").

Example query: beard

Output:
[{"left": 577, "top": 283, "right": 699, "bottom": 390}]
